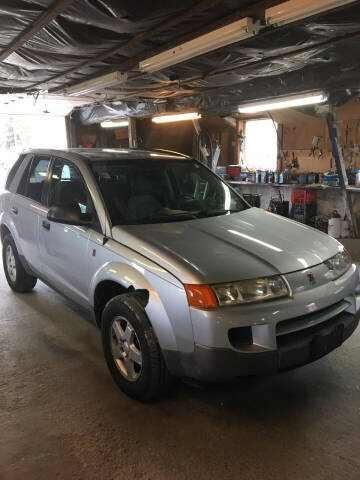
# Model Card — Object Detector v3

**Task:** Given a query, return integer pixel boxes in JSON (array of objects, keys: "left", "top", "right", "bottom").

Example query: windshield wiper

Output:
[{"left": 193, "top": 209, "right": 242, "bottom": 218}]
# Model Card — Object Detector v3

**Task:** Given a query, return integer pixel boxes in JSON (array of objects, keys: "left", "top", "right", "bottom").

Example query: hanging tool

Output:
[
  {"left": 345, "top": 123, "right": 349, "bottom": 146},
  {"left": 237, "top": 130, "right": 245, "bottom": 166},
  {"left": 212, "top": 144, "right": 222, "bottom": 171},
  {"left": 309, "top": 136, "right": 323, "bottom": 158},
  {"left": 291, "top": 152, "right": 298, "bottom": 168}
]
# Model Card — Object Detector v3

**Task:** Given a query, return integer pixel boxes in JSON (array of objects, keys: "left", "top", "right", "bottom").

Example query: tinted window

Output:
[
  {"left": 5, "top": 155, "right": 24, "bottom": 191},
  {"left": 17, "top": 155, "right": 51, "bottom": 203},
  {"left": 91, "top": 158, "right": 248, "bottom": 225},
  {"left": 48, "top": 159, "right": 99, "bottom": 226}
]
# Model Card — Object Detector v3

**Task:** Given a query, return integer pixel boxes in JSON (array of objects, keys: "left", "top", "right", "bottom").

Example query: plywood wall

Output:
[
  {"left": 137, "top": 116, "right": 237, "bottom": 165},
  {"left": 275, "top": 99, "right": 360, "bottom": 173}
]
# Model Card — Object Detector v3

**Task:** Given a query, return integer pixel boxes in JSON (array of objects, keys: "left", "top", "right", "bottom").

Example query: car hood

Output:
[{"left": 111, "top": 208, "right": 341, "bottom": 284}]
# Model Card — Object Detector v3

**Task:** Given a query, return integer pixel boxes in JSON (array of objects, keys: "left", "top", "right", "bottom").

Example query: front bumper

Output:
[{"left": 171, "top": 308, "right": 359, "bottom": 381}]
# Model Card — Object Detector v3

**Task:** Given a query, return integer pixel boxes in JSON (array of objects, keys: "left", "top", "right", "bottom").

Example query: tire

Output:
[
  {"left": 101, "top": 293, "right": 174, "bottom": 401},
  {"left": 2, "top": 234, "right": 37, "bottom": 293}
]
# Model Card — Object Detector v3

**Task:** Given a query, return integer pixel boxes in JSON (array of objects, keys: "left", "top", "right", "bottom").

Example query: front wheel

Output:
[
  {"left": 101, "top": 294, "right": 174, "bottom": 401},
  {"left": 2, "top": 234, "right": 37, "bottom": 293}
]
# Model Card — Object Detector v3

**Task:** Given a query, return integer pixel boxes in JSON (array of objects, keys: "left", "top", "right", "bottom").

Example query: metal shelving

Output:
[{"left": 228, "top": 181, "right": 360, "bottom": 193}]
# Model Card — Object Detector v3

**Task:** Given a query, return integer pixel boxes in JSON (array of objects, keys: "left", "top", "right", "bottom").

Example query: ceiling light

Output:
[
  {"left": 139, "top": 17, "right": 262, "bottom": 73},
  {"left": 238, "top": 92, "right": 328, "bottom": 114},
  {"left": 67, "top": 72, "right": 128, "bottom": 96},
  {"left": 100, "top": 120, "right": 129, "bottom": 128},
  {"left": 266, "top": 0, "right": 355, "bottom": 27},
  {"left": 152, "top": 112, "right": 201, "bottom": 123}
]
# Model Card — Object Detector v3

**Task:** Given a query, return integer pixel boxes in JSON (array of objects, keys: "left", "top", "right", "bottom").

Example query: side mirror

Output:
[{"left": 47, "top": 205, "right": 93, "bottom": 226}]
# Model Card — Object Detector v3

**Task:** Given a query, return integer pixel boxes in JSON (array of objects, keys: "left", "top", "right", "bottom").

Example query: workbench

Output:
[{"left": 227, "top": 181, "right": 360, "bottom": 225}]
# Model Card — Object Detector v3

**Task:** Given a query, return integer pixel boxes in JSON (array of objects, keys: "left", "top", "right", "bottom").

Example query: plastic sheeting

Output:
[
  {"left": 0, "top": 0, "right": 243, "bottom": 88},
  {"left": 1, "top": 1, "right": 360, "bottom": 120}
]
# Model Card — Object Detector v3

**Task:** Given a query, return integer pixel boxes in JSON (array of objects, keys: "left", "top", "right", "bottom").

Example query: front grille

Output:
[{"left": 276, "top": 300, "right": 350, "bottom": 337}]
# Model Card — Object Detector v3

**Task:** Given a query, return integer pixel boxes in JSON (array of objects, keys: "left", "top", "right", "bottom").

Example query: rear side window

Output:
[
  {"left": 47, "top": 158, "right": 100, "bottom": 229},
  {"left": 17, "top": 155, "right": 51, "bottom": 203},
  {"left": 5, "top": 155, "right": 24, "bottom": 191}
]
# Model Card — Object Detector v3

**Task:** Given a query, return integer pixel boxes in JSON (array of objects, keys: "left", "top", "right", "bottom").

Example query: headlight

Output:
[
  {"left": 324, "top": 250, "right": 352, "bottom": 280},
  {"left": 212, "top": 275, "right": 289, "bottom": 306}
]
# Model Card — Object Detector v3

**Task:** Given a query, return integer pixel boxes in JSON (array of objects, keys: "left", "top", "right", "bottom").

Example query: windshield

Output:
[{"left": 90, "top": 158, "right": 249, "bottom": 225}]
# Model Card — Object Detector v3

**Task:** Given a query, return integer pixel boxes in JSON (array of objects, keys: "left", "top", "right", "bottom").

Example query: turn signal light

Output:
[
  {"left": 344, "top": 247, "right": 353, "bottom": 262},
  {"left": 184, "top": 284, "right": 218, "bottom": 309}
]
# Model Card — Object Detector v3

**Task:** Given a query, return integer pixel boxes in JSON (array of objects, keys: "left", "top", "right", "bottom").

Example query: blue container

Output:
[{"left": 323, "top": 172, "right": 340, "bottom": 187}]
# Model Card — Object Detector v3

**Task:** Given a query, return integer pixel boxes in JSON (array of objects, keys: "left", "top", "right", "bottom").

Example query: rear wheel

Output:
[
  {"left": 101, "top": 294, "right": 174, "bottom": 401},
  {"left": 2, "top": 234, "right": 37, "bottom": 293}
]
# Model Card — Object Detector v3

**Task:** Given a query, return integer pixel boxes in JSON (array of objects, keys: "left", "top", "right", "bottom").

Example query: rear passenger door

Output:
[
  {"left": 39, "top": 157, "right": 101, "bottom": 306},
  {"left": 11, "top": 155, "right": 51, "bottom": 274}
]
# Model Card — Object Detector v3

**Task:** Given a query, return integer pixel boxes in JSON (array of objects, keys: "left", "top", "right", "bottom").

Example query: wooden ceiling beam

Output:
[
  {"left": 26, "top": 0, "right": 225, "bottom": 90},
  {"left": 0, "top": 0, "right": 77, "bottom": 63}
]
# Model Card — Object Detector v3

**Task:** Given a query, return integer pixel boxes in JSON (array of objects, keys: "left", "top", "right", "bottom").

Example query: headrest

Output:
[{"left": 55, "top": 181, "right": 86, "bottom": 205}]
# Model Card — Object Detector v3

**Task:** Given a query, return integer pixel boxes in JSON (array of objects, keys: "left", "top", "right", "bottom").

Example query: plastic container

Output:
[
  {"left": 356, "top": 169, "right": 360, "bottom": 186},
  {"left": 256, "top": 171, "right": 266, "bottom": 183},
  {"left": 328, "top": 210, "right": 341, "bottom": 238},
  {"left": 291, "top": 188, "right": 317, "bottom": 205},
  {"left": 323, "top": 172, "right": 340, "bottom": 186},
  {"left": 227, "top": 165, "right": 241, "bottom": 178},
  {"left": 291, "top": 203, "right": 317, "bottom": 225}
]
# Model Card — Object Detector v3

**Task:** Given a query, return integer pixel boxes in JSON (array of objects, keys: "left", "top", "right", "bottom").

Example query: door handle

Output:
[
  {"left": 11, "top": 207, "right": 18, "bottom": 214},
  {"left": 42, "top": 220, "right": 51, "bottom": 231}
]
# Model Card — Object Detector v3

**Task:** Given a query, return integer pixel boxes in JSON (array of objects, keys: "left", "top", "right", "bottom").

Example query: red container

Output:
[
  {"left": 227, "top": 165, "right": 241, "bottom": 178},
  {"left": 291, "top": 188, "right": 317, "bottom": 205}
]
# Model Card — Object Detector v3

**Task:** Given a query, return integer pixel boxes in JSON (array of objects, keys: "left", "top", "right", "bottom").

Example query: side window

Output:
[
  {"left": 5, "top": 155, "right": 24, "bottom": 191},
  {"left": 48, "top": 159, "right": 99, "bottom": 227},
  {"left": 17, "top": 155, "right": 51, "bottom": 203}
]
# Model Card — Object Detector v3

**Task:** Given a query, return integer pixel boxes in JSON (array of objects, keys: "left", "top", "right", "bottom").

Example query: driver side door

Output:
[{"left": 39, "top": 157, "right": 101, "bottom": 307}]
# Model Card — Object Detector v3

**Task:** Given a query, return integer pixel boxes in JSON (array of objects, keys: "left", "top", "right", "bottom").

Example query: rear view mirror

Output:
[{"left": 47, "top": 205, "right": 93, "bottom": 226}]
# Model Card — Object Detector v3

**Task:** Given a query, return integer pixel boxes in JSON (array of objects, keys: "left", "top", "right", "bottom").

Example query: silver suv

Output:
[{"left": 1, "top": 149, "right": 359, "bottom": 401}]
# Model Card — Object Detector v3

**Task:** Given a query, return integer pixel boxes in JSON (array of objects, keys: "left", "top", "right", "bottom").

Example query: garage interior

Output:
[{"left": 1, "top": 0, "right": 360, "bottom": 478}]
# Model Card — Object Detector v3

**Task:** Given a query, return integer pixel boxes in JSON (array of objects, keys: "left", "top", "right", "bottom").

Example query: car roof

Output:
[{"left": 20, "top": 148, "right": 191, "bottom": 161}]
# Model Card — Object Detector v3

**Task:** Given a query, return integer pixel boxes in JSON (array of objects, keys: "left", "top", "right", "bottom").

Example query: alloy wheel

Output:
[
  {"left": 110, "top": 316, "right": 143, "bottom": 382},
  {"left": 6, "top": 245, "right": 16, "bottom": 283}
]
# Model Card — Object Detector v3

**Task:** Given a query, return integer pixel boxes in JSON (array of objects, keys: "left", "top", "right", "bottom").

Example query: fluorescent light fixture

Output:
[
  {"left": 152, "top": 112, "right": 201, "bottom": 123},
  {"left": 238, "top": 91, "right": 328, "bottom": 114},
  {"left": 139, "top": 17, "right": 261, "bottom": 73},
  {"left": 266, "top": 0, "right": 355, "bottom": 27},
  {"left": 67, "top": 72, "right": 128, "bottom": 96},
  {"left": 100, "top": 120, "right": 129, "bottom": 128}
]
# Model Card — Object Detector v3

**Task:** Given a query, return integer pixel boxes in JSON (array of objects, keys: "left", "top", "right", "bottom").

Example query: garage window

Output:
[
  {"left": 244, "top": 119, "right": 278, "bottom": 171},
  {"left": 0, "top": 114, "right": 67, "bottom": 188}
]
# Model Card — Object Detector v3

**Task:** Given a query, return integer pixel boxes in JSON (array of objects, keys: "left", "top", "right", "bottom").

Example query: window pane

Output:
[
  {"left": 24, "top": 156, "right": 51, "bottom": 203},
  {"left": 48, "top": 159, "right": 97, "bottom": 221},
  {"left": 245, "top": 120, "right": 277, "bottom": 171}
]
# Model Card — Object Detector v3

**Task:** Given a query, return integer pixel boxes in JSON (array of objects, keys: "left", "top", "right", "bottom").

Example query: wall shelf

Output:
[{"left": 227, "top": 181, "right": 360, "bottom": 193}]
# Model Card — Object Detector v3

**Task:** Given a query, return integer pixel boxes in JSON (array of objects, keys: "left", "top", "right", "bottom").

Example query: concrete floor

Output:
[{"left": 1, "top": 274, "right": 360, "bottom": 480}]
